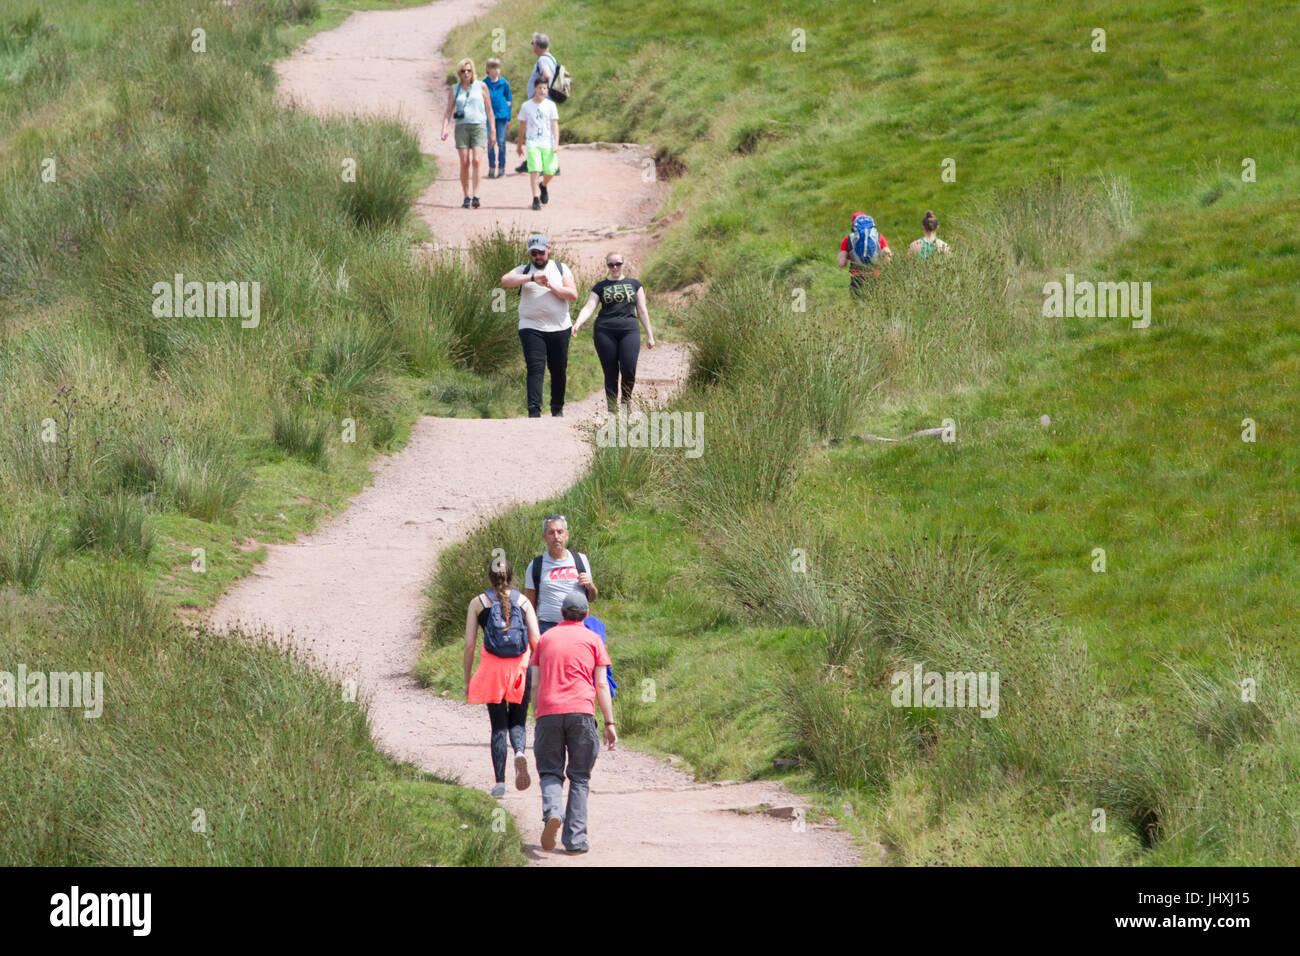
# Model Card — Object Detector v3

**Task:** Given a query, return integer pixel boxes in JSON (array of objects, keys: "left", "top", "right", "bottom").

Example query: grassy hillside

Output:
[
  {"left": 423, "top": 0, "right": 1300, "bottom": 863},
  {"left": 0, "top": 0, "right": 534, "bottom": 865}
]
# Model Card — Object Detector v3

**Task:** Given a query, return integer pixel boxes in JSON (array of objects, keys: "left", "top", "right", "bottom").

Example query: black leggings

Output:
[
  {"left": 486, "top": 668, "right": 532, "bottom": 783},
  {"left": 592, "top": 324, "right": 640, "bottom": 411}
]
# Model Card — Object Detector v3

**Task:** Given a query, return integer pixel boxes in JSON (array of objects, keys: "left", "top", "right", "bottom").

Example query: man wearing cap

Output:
[
  {"left": 531, "top": 588, "right": 617, "bottom": 854},
  {"left": 501, "top": 235, "right": 579, "bottom": 417}
]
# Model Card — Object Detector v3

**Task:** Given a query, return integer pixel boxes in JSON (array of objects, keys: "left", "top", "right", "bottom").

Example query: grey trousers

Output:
[{"left": 534, "top": 713, "right": 600, "bottom": 850}]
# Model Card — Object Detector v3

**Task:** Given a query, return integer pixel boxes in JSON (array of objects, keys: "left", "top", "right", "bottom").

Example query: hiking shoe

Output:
[
  {"left": 564, "top": 844, "right": 589, "bottom": 855},
  {"left": 514, "top": 752, "right": 531, "bottom": 791},
  {"left": 471, "top": 195, "right": 481, "bottom": 208},
  {"left": 551, "top": 409, "right": 563, "bottom": 418},
  {"left": 490, "top": 784, "right": 507, "bottom": 798},
  {"left": 515, "top": 161, "right": 528, "bottom": 173},
  {"left": 462, "top": 196, "right": 472, "bottom": 209},
  {"left": 539, "top": 183, "right": 549, "bottom": 205},
  {"left": 541, "top": 816, "right": 562, "bottom": 851},
  {"left": 531, "top": 197, "right": 541, "bottom": 211}
]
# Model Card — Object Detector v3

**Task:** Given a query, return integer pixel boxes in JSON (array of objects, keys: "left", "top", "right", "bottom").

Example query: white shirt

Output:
[
  {"left": 515, "top": 259, "right": 573, "bottom": 331},
  {"left": 518, "top": 98, "right": 559, "bottom": 149}
]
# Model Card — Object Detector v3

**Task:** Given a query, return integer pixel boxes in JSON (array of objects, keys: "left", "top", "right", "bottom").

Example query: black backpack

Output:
[
  {"left": 481, "top": 589, "right": 529, "bottom": 658},
  {"left": 529, "top": 552, "right": 587, "bottom": 613}
]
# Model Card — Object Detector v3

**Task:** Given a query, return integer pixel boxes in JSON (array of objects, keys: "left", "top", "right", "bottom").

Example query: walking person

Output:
[
  {"left": 525, "top": 514, "right": 597, "bottom": 634},
  {"left": 836, "top": 210, "right": 892, "bottom": 299},
  {"left": 515, "top": 33, "right": 559, "bottom": 173},
  {"left": 464, "top": 559, "right": 543, "bottom": 797},
  {"left": 532, "top": 589, "right": 616, "bottom": 853},
  {"left": 908, "top": 210, "right": 951, "bottom": 258},
  {"left": 570, "top": 251, "right": 656, "bottom": 413},
  {"left": 483, "top": 57, "right": 513, "bottom": 179},
  {"left": 500, "top": 235, "right": 578, "bottom": 417},
  {"left": 516, "top": 79, "right": 559, "bottom": 210},
  {"left": 440, "top": 57, "right": 495, "bottom": 209}
]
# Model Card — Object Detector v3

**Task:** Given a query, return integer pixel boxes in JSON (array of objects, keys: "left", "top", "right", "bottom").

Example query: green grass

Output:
[
  {"left": 421, "top": 0, "right": 1300, "bottom": 864},
  {"left": 0, "top": 0, "right": 537, "bottom": 865}
]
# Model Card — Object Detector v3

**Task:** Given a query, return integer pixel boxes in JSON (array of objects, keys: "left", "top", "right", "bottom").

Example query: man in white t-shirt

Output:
[
  {"left": 525, "top": 514, "right": 597, "bottom": 631},
  {"left": 516, "top": 80, "right": 559, "bottom": 211},
  {"left": 515, "top": 33, "right": 559, "bottom": 174},
  {"left": 500, "top": 234, "right": 579, "bottom": 417}
]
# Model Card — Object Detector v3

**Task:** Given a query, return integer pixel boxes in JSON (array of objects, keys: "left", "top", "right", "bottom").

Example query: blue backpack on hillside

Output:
[
  {"left": 482, "top": 589, "right": 529, "bottom": 658},
  {"left": 848, "top": 214, "right": 881, "bottom": 270}
]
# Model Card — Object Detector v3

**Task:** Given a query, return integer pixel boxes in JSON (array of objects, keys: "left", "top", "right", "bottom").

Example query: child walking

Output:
[
  {"left": 516, "top": 79, "right": 559, "bottom": 211},
  {"left": 484, "top": 57, "right": 512, "bottom": 178}
]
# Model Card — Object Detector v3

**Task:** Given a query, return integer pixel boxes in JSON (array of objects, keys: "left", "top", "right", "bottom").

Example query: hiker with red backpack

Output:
[
  {"left": 837, "top": 211, "right": 893, "bottom": 299},
  {"left": 464, "top": 557, "right": 544, "bottom": 797}
]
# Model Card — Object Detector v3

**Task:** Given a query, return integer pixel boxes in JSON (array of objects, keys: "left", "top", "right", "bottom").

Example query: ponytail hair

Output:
[{"left": 488, "top": 557, "right": 513, "bottom": 624}]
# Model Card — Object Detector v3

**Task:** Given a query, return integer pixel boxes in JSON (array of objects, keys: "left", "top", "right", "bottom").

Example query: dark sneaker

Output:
[
  {"left": 471, "top": 195, "right": 481, "bottom": 208},
  {"left": 541, "top": 816, "right": 562, "bottom": 851},
  {"left": 539, "top": 183, "right": 549, "bottom": 205},
  {"left": 532, "top": 197, "right": 541, "bottom": 211},
  {"left": 462, "top": 196, "right": 472, "bottom": 209},
  {"left": 551, "top": 409, "right": 563, "bottom": 418},
  {"left": 564, "top": 844, "right": 589, "bottom": 855},
  {"left": 515, "top": 161, "right": 528, "bottom": 173}
]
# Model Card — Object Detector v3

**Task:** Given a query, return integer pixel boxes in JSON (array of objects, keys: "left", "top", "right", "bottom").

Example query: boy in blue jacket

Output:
[{"left": 484, "top": 58, "right": 512, "bottom": 178}]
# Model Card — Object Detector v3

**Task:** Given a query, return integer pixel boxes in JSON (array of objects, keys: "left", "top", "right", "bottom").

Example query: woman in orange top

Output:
[{"left": 464, "top": 558, "right": 543, "bottom": 797}]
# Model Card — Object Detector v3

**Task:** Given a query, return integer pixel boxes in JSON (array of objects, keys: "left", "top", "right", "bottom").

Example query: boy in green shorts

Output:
[{"left": 517, "top": 79, "right": 559, "bottom": 211}]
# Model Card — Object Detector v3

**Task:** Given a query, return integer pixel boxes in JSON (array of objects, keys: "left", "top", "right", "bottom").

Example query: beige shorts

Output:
[{"left": 455, "top": 123, "right": 488, "bottom": 149}]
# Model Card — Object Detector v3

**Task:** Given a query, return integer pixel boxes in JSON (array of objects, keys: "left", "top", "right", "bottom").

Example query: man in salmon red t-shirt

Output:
[{"left": 532, "top": 589, "right": 616, "bottom": 854}]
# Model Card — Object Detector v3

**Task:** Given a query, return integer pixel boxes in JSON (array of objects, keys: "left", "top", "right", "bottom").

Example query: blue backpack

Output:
[
  {"left": 482, "top": 589, "right": 529, "bottom": 658},
  {"left": 583, "top": 615, "right": 618, "bottom": 699},
  {"left": 848, "top": 214, "right": 881, "bottom": 271}
]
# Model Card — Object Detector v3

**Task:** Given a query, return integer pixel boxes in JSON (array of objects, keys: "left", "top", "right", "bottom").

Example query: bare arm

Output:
[
  {"left": 441, "top": 84, "right": 456, "bottom": 138},
  {"left": 463, "top": 597, "right": 481, "bottom": 691},
  {"left": 572, "top": 291, "right": 600, "bottom": 333},
  {"left": 523, "top": 598, "right": 542, "bottom": 653},
  {"left": 482, "top": 85, "right": 495, "bottom": 141},
  {"left": 594, "top": 669, "right": 616, "bottom": 747},
  {"left": 525, "top": 587, "right": 537, "bottom": 611},
  {"left": 836, "top": 249, "right": 849, "bottom": 268},
  {"left": 501, "top": 266, "right": 530, "bottom": 288},
  {"left": 535, "top": 266, "right": 579, "bottom": 302},
  {"left": 635, "top": 286, "right": 655, "bottom": 347}
]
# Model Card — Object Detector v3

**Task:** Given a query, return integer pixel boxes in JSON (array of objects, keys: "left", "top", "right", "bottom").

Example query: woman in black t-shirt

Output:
[{"left": 571, "top": 252, "right": 657, "bottom": 413}]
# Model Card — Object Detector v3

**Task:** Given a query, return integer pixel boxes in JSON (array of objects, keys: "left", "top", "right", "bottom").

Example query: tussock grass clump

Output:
[
  {"left": 0, "top": 521, "right": 60, "bottom": 591},
  {"left": 271, "top": 405, "right": 331, "bottom": 466},
  {"left": 71, "top": 491, "right": 154, "bottom": 561},
  {"left": 957, "top": 174, "right": 1135, "bottom": 270}
]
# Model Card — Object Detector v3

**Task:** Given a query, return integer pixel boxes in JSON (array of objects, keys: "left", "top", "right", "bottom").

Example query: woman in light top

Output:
[{"left": 440, "top": 57, "right": 496, "bottom": 210}]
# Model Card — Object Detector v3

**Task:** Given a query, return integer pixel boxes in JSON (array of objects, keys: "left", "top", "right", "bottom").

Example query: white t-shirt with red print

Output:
[{"left": 532, "top": 549, "right": 591, "bottom": 624}]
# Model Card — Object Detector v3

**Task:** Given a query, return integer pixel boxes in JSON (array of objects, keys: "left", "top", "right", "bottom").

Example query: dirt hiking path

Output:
[
  {"left": 274, "top": 0, "right": 666, "bottom": 273},
  {"left": 213, "top": 1, "right": 859, "bottom": 866}
]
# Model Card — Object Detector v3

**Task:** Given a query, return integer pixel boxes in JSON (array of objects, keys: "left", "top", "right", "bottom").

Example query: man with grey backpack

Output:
[{"left": 514, "top": 32, "right": 571, "bottom": 172}]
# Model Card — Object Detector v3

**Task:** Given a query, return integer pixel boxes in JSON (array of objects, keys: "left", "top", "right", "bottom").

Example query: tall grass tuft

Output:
[{"left": 71, "top": 492, "right": 154, "bottom": 561}]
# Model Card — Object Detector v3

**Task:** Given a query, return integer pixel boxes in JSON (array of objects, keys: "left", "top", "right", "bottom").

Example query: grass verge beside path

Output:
[{"left": 1, "top": 0, "right": 533, "bottom": 865}]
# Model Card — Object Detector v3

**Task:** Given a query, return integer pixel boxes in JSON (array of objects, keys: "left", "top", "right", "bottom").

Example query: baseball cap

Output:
[
  {"left": 561, "top": 589, "right": 588, "bottom": 615},
  {"left": 527, "top": 234, "right": 549, "bottom": 251}
]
